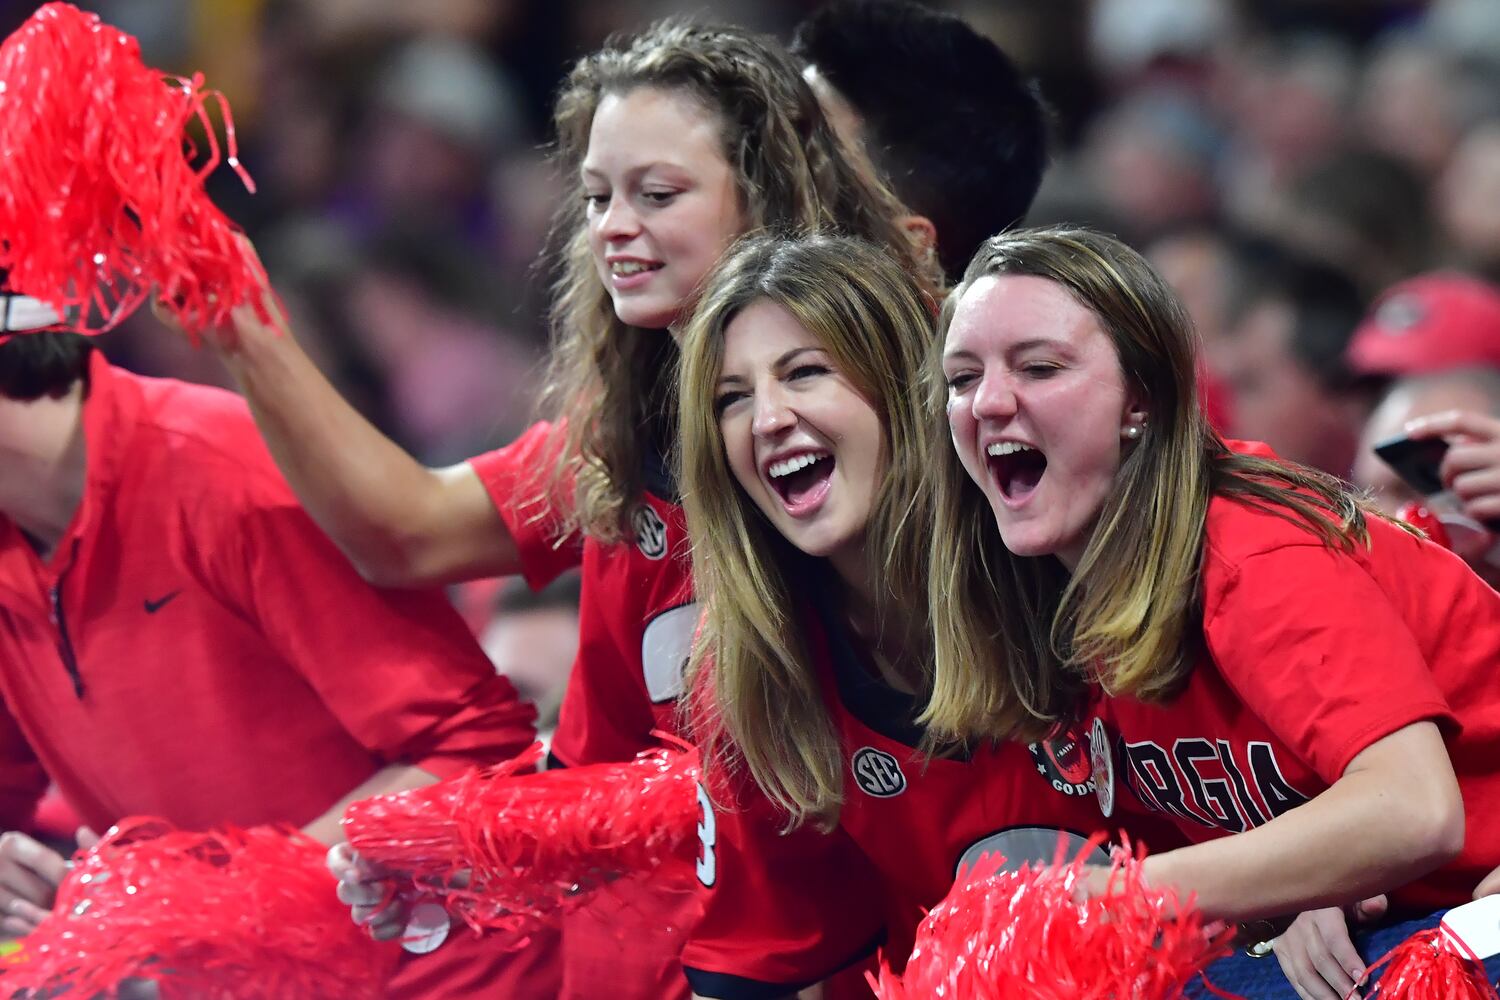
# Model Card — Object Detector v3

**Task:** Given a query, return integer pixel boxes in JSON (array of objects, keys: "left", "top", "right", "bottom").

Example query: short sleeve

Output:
[
  {"left": 683, "top": 773, "right": 885, "bottom": 998},
  {"left": 467, "top": 422, "right": 583, "bottom": 590},
  {"left": 216, "top": 498, "right": 537, "bottom": 779},
  {"left": 1204, "top": 543, "right": 1456, "bottom": 783}
]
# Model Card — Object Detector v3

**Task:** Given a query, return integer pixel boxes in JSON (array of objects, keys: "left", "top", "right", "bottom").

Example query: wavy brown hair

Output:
[
  {"left": 535, "top": 20, "right": 938, "bottom": 542},
  {"left": 923, "top": 227, "right": 1381, "bottom": 745},
  {"left": 678, "top": 233, "right": 937, "bottom": 829}
]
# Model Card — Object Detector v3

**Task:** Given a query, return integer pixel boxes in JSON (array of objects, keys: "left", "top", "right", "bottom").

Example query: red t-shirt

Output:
[
  {"left": 1096, "top": 493, "right": 1500, "bottom": 913},
  {"left": 471, "top": 433, "right": 698, "bottom": 999},
  {"left": 469, "top": 426, "right": 692, "bottom": 764},
  {"left": 681, "top": 592, "right": 1148, "bottom": 997},
  {"left": 0, "top": 356, "right": 547, "bottom": 999}
]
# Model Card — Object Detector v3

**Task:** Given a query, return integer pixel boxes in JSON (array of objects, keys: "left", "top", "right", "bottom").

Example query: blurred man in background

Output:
[
  {"left": 0, "top": 319, "right": 551, "bottom": 998},
  {"left": 1219, "top": 241, "right": 1370, "bottom": 475}
]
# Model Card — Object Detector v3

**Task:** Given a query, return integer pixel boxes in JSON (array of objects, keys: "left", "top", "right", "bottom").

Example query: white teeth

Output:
[
  {"left": 768, "top": 453, "right": 828, "bottom": 479},
  {"left": 987, "top": 441, "right": 1036, "bottom": 457},
  {"left": 611, "top": 260, "right": 660, "bottom": 276}
]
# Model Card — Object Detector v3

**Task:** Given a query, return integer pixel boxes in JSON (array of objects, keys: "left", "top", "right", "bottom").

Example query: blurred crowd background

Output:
[
  {"left": 1, "top": 0, "right": 1493, "bottom": 462},
  {"left": 5, "top": 0, "right": 1500, "bottom": 725}
]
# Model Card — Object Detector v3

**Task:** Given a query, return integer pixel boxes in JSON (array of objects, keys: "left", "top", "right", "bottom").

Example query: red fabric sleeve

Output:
[
  {"left": 0, "top": 694, "right": 47, "bottom": 831},
  {"left": 466, "top": 422, "right": 583, "bottom": 591},
  {"left": 683, "top": 773, "right": 885, "bottom": 996},
  {"left": 219, "top": 498, "right": 537, "bottom": 780},
  {"left": 1203, "top": 542, "right": 1457, "bottom": 783}
]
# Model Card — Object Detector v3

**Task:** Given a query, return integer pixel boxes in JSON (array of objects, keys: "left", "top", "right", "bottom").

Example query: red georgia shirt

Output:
[
  {"left": 682, "top": 589, "right": 1152, "bottom": 998},
  {"left": 1097, "top": 493, "right": 1500, "bottom": 913},
  {"left": 470, "top": 426, "right": 693, "bottom": 766},
  {"left": 470, "top": 430, "right": 699, "bottom": 1000}
]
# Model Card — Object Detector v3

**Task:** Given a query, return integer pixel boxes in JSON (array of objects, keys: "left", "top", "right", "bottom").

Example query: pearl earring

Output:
[{"left": 1124, "top": 424, "right": 1142, "bottom": 439}]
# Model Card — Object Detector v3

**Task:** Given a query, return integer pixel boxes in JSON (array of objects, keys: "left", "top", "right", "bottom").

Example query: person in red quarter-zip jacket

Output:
[{"left": 0, "top": 324, "right": 554, "bottom": 999}]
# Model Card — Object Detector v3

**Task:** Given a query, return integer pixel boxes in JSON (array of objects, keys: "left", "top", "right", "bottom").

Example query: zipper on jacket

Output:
[{"left": 48, "top": 539, "right": 84, "bottom": 699}]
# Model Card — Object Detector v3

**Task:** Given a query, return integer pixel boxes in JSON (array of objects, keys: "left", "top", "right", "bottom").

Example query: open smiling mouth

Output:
[
  {"left": 986, "top": 441, "right": 1047, "bottom": 502},
  {"left": 768, "top": 452, "right": 834, "bottom": 514}
]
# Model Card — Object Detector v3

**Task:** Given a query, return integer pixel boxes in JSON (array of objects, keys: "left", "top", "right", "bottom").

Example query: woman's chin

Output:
[
  {"left": 611, "top": 297, "right": 677, "bottom": 331},
  {"left": 994, "top": 524, "right": 1057, "bottom": 561}
]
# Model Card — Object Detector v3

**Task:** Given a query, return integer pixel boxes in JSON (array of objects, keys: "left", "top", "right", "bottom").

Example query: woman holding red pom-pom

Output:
[
  {"left": 311, "top": 20, "right": 941, "bottom": 999},
  {"left": 927, "top": 226, "right": 1500, "bottom": 995}
]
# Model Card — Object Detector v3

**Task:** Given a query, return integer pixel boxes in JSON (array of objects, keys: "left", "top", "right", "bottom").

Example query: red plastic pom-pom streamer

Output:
[
  {"left": 0, "top": 818, "right": 395, "bottom": 1000},
  {"left": 871, "top": 835, "right": 1242, "bottom": 1000},
  {"left": 343, "top": 740, "right": 702, "bottom": 940},
  {"left": 0, "top": 2, "right": 266, "bottom": 340},
  {"left": 1350, "top": 927, "right": 1498, "bottom": 1000}
]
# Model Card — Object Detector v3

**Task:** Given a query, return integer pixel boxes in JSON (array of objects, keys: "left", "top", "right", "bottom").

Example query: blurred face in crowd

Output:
[
  {"left": 715, "top": 300, "right": 885, "bottom": 573},
  {"left": 582, "top": 86, "right": 746, "bottom": 331},
  {"left": 1219, "top": 298, "right": 1361, "bottom": 475},
  {"left": 1438, "top": 125, "right": 1500, "bottom": 273},
  {"left": 943, "top": 275, "right": 1138, "bottom": 570},
  {"left": 1355, "top": 44, "right": 1458, "bottom": 178},
  {"left": 1147, "top": 231, "right": 1234, "bottom": 371}
]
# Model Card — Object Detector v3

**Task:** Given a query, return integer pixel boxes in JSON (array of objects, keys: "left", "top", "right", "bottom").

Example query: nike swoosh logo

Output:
[{"left": 143, "top": 590, "right": 181, "bottom": 614}]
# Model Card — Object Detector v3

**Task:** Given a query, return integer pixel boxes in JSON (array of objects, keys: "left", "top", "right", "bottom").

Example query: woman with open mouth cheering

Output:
[{"left": 928, "top": 225, "right": 1500, "bottom": 987}]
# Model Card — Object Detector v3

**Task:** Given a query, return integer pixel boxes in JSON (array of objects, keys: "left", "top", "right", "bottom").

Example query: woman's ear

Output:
[
  {"left": 1120, "top": 400, "right": 1149, "bottom": 441},
  {"left": 898, "top": 215, "right": 938, "bottom": 263}
]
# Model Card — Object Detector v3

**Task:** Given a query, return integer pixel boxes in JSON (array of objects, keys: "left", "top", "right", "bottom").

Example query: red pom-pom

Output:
[
  {"left": 0, "top": 2, "right": 265, "bottom": 339},
  {"left": 871, "top": 836, "right": 1239, "bottom": 1000},
  {"left": 0, "top": 818, "right": 395, "bottom": 999},
  {"left": 1352, "top": 927, "right": 1497, "bottom": 1000},
  {"left": 343, "top": 740, "right": 701, "bottom": 939}
]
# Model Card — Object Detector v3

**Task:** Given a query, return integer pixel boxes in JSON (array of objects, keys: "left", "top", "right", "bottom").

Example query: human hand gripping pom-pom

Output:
[
  {"left": 341, "top": 740, "right": 702, "bottom": 943},
  {"left": 0, "top": 2, "right": 267, "bottom": 341},
  {"left": 0, "top": 818, "right": 395, "bottom": 999},
  {"left": 871, "top": 835, "right": 1243, "bottom": 1000}
]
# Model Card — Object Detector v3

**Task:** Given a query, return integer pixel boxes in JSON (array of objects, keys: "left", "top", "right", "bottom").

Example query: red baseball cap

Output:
[{"left": 1346, "top": 273, "right": 1500, "bottom": 377}]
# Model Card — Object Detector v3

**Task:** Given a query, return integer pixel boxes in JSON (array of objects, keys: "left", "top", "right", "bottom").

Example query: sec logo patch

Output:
[
  {"left": 851, "top": 747, "right": 906, "bottom": 798},
  {"left": 632, "top": 504, "right": 668, "bottom": 560}
]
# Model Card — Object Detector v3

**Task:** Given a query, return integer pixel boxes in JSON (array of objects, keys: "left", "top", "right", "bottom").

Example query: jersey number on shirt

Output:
[{"left": 696, "top": 781, "right": 717, "bottom": 887}]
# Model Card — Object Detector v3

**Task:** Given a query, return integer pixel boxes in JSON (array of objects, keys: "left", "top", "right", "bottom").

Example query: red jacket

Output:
[{"left": 0, "top": 354, "right": 551, "bottom": 996}]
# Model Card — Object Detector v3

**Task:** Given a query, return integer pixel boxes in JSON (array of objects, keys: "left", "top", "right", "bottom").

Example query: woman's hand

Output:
[
  {"left": 150, "top": 235, "right": 288, "bottom": 355},
  {"left": 1476, "top": 862, "right": 1500, "bottom": 900},
  {"left": 0, "top": 827, "right": 97, "bottom": 937},
  {"left": 327, "top": 842, "right": 407, "bottom": 941},
  {"left": 1271, "top": 896, "right": 1387, "bottom": 1000}
]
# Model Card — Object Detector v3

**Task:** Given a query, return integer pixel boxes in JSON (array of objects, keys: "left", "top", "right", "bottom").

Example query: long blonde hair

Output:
[
  {"left": 679, "top": 234, "right": 937, "bottom": 829},
  {"left": 923, "top": 227, "right": 1375, "bottom": 745},
  {"left": 535, "top": 20, "right": 937, "bottom": 542}
]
